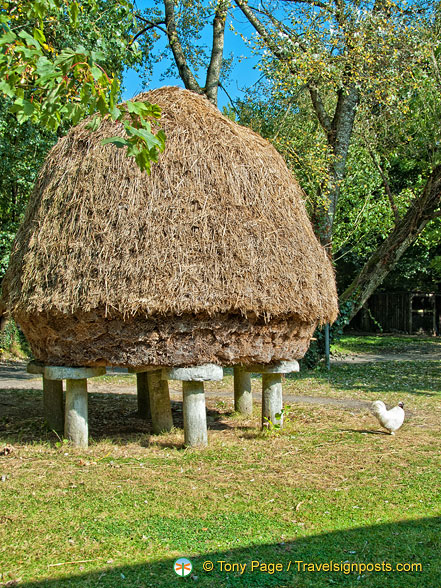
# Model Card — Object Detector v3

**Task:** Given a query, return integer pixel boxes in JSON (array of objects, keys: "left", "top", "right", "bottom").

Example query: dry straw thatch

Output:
[{"left": 2, "top": 87, "right": 337, "bottom": 367}]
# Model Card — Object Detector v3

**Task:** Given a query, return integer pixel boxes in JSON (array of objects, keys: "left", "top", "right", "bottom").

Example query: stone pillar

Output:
[
  {"left": 183, "top": 381, "right": 207, "bottom": 447},
  {"left": 136, "top": 372, "right": 151, "bottom": 419},
  {"left": 147, "top": 370, "right": 173, "bottom": 434},
  {"left": 65, "top": 378, "right": 88, "bottom": 448},
  {"left": 42, "top": 377, "right": 64, "bottom": 433},
  {"left": 233, "top": 366, "right": 252, "bottom": 416},
  {"left": 162, "top": 364, "right": 223, "bottom": 448},
  {"left": 27, "top": 362, "right": 105, "bottom": 448},
  {"left": 262, "top": 373, "right": 283, "bottom": 429},
  {"left": 245, "top": 361, "right": 300, "bottom": 431}
]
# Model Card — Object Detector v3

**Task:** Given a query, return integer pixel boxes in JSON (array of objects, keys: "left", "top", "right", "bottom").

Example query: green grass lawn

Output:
[
  {"left": 332, "top": 334, "right": 441, "bottom": 356},
  {"left": 0, "top": 346, "right": 440, "bottom": 587}
]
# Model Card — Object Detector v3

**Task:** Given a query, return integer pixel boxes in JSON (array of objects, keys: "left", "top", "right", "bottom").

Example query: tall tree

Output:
[
  {"left": 234, "top": 0, "right": 435, "bottom": 249},
  {"left": 135, "top": 0, "right": 230, "bottom": 106},
  {"left": 232, "top": 0, "right": 441, "bottom": 320},
  {"left": 235, "top": 8, "right": 441, "bottom": 318}
]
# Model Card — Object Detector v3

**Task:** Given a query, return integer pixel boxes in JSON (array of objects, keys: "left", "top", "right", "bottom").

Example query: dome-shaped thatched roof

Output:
[{"left": 2, "top": 87, "right": 337, "bottom": 367}]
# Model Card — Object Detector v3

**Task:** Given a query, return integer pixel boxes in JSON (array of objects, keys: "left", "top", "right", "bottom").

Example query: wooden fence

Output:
[{"left": 350, "top": 292, "right": 440, "bottom": 335}]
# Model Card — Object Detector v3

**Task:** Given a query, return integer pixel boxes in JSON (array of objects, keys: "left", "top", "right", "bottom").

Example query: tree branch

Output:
[
  {"left": 279, "top": 0, "right": 330, "bottom": 9},
  {"left": 135, "top": 14, "right": 166, "bottom": 27},
  {"left": 219, "top": 81, "right": 240, "bottom": 115},
  {"left": 234, "top": 0, "right": 289, "bottom": 62},
  {"left": 131, "top": 21, "right": 167, "bottom": 45},
  {"left": 235, "top": 0, "right": 332, "bottom": 133},
  {"left": 430, "top": 48, "right": 441, "bottom": 93},
  {"left": 205, "top": 0, "right": 228, "bottom": 105},
  {"left": 308, "top": 84, "right": 332, "bottom": 132},
  {"left": 366, "top": 145, "right": 400, "bottom": 224},
  {"left": 164, "top": 0, "right": 203, "bottom": 94},
  {"left": 341, "top": 164, "right": 441, "bottom": 319}
]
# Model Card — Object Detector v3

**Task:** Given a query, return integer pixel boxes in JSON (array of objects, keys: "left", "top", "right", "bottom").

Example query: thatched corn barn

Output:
[
  {"left": 2, "top": 86, "right": 339, "bottom": 448},
  {"left": 2, "top": 86, "right": 337, "bottom": 369}
]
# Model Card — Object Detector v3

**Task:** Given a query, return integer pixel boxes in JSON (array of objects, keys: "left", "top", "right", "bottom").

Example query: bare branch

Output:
[
  {"left": 279, "top": 0, "right": 330, "bottom": 9},
  {"left": 234, "top": 0, "right": 288, "bottom": 61},
  {"left": 131, "top": 21, "right": 167, "bottom": 45},
  {"left": 135, "top": 14, "right": 166, "bottom": 27},
  {"left": 218, "top": 82, "right": 240, "bottom": 115}
]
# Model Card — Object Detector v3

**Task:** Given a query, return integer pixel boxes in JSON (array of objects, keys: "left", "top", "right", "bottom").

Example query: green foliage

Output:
[
  {"left": 0, "top": 0, "right": 165, "bottom": 173},
  {"left": 0, "top": 95, "right": 56, "bottom": 232},
  {"left": 430, "top": 255, "right": 441, "bottom": 278},
  {"left": 0, "top": 0, "right": 168, "bottom": 281},
  {"left": 0, "top": 229, "right": 16, "bottom": 277},
  {"left": 236, "top": 31, "right": 441, "bottom": 294},
  {"left": 302, "top": 300, "right": 354, "bottom": 369},
  {"left": 262, "top": 407, "right": 290, "bottom": 434},
  {"left": 250, "top": 0, "right": 434, "bottom": 117},
  {"left": 0, "top": 318, "right": 31, "bottom": 357}
]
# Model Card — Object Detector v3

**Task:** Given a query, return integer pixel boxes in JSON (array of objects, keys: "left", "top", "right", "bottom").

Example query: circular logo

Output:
[{"left": 174, "top": 557, "right": 193, "bottom": 577}]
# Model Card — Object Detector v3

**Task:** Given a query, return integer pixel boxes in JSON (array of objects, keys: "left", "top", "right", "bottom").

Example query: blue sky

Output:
[{"left": 122, "top": 1, "right": 262, "bottom": 108}]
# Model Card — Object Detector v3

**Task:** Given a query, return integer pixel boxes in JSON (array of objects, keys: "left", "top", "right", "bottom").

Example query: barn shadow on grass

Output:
[{"left": 9, "top": 516, "right": 440, "bottom": 588}]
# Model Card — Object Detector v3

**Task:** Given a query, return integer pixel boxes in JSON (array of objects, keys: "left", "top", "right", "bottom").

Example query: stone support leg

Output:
[
  {"left": 43, "top": 377, "right": 64, "bottom": 433},
  {"left": 65, "top": 378, "right": 88, "bottom": 448},
  {"left": 262, "top": 373, "right": 283, "bottom": 430},
  {"left": 147, "top": 371, "right": 173, "bottom": 434},
  {"left": 183, "top": 381, "right": 208, "bottom": 447},
  {"left": 136, "top": 372, "right": 151, "bottom": 419},
  {"left": 233, "top": 366, "right": 252, "bottom": 416}
]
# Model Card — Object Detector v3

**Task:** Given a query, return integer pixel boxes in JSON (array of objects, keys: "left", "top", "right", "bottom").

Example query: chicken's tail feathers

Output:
[{"left": 371, "top": 400, "right": 386, "bottom": 417}]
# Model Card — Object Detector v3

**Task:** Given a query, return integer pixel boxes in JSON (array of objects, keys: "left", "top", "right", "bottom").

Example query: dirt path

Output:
[
  {"left": 2, "top": 353, "right": 434, "bottom": 415},
  {"left": 331, "top": 351, "right": 440, "bottom": 364}
]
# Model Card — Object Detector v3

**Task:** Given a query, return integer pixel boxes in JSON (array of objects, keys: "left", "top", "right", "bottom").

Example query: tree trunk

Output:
[
  {"left": 234, "top": 0, "right": 359, "bottom": 250},
  {"left": 341, "top": 165, "right": 441, "bottom": 321},
  {"left": 205, "top": 0, "right": 228, "bottom": 105},
  {"left": 164, "top": 0, "right": 204, "bottom": 95},
  {"left": 312, "top": 83, "right": 360, "bottom": 248},
  {"left": 163, "top": 0, "right": 226, "bottom": 107}
]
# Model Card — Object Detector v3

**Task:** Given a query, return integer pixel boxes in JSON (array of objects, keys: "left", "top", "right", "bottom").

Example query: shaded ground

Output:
[
  {"left": 2, "top": 350, "right": 434, "bottom": 446},
  {"left": 331, "top": 351, "right": 440, "bottom": 363},
  {"left": 1, "top": 343, "right": 436, "bottom": 431},
  {"left": 0, "top": 360, "right": 372, "bottom": 415},
  {"left": 1, "top": 333, "right": 437, "bottom": 442}
]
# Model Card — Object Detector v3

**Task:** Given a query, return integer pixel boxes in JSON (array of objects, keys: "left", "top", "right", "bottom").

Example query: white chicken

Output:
[{"left": 371, "top": 401, "right": 405, "bottom": 435}]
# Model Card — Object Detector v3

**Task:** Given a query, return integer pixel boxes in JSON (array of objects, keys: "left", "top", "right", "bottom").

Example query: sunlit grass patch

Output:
[{"left": 332, "top": 334, "right": 441, "bottom": 355}]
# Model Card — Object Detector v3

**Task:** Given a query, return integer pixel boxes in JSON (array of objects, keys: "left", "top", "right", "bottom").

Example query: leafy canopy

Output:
[{"left": 0, "top": 0, "right": 165, "bottom": 172}]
